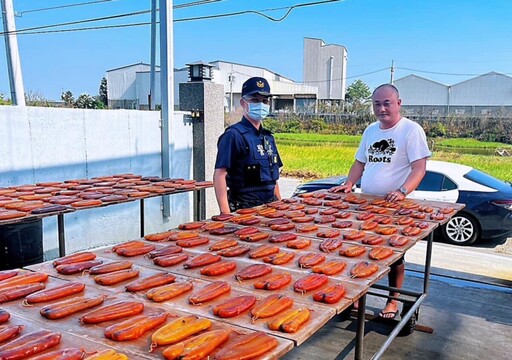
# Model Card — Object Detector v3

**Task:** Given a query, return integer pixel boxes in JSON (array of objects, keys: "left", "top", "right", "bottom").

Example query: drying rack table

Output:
[{"left": 0, "top": 175, "right": 212, "bottom": 257}]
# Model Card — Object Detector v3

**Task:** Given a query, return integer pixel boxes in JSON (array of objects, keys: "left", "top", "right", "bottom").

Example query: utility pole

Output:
[
  {"left": 1, "top": 0, "right": 25, "bottom": 106},
  {"left": 228, "top": 67, "right": 235, "bottom": 112},
  {"left": 149, "top": 0, "right": 157, "bottom": 110},
  {"left": 390, "top": 60, "right": 395, "bottom": 85},
  {"left": 159, "top": 0, "right": 173, "bottom": 217}
]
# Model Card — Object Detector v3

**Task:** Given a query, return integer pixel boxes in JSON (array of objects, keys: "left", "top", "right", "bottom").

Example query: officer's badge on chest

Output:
[{"left": 257, "top": 144, "right": 265, "bottom": 156}]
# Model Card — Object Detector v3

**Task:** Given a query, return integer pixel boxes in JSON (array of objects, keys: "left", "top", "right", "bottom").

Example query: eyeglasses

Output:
[{"left": 243, "top": 96, "right": 272, "bottom": 105}]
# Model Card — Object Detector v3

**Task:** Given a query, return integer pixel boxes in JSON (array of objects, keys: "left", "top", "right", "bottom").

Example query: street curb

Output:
[{"left": 406, "top": 262, "right": 512, "bottom": 289}]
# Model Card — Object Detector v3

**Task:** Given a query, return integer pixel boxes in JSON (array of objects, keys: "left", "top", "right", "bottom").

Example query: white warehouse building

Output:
[
  {"left": 395, "top": 72, "right": 512, "bottom": 117},
  {"left": 106, "top": 38, "right": 348, "bottom": 114}
]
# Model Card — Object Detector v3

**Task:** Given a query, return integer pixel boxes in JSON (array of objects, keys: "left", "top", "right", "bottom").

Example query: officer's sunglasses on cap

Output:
[{"left": 242, "top": 95, "right": 272, "bottom": 105}]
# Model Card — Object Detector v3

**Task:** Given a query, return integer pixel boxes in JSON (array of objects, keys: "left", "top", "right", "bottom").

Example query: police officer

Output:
[{"left": 213, "top": 77, "right": 283, "bottom": 213}]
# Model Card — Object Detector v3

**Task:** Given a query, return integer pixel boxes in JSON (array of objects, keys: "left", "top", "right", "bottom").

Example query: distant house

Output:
[
  {"left": 106, "top": 38, "right": 348, "bottom": 114},
  {"left": 106, "top": 63, "right": 155, "bottom": 110},
  {"left": 394, "top": 72, "right": 512, "bottom": 117}
]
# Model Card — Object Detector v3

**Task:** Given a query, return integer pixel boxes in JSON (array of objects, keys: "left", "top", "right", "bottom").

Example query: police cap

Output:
[{"left": 241, "top": 77, "right": 272, "bottom": 97}]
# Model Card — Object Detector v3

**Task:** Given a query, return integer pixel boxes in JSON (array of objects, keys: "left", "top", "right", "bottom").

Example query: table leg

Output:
[
  {"left": 194, "top": 190, "right": 203, "bottom": 221},
  {"left": 423, "top": 232, "right": 434, "bottom": 294},
  {"left": 140, "top": 199, "right": 145, "bottom": 237},
  {"left": 355, "top": 294, "right": 366, "bottom": 360},
  {"left": 57, "top": 214, "right": 66, "bottom": 257}
]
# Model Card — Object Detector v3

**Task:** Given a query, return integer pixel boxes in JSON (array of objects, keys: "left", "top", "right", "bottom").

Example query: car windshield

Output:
[{"left": 463, "top": 169, "right": 511, "bottom": 190}]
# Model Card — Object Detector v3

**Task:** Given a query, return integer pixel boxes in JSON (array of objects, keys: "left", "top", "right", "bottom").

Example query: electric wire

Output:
[
  {"left": 16, "top": 0, "right": 116, "bottom": 16},
  {"left": 14, "top": 0, "right": 221, "bottom": 15},
  {"left": 1, "top": 0, "right": 342, "bottom": 36},
  {"left": 395, "top": 67, "right": 490, "bottom": 77},
  {"left": 2, "top": 9, "right": 152, "bottom": 35},
  {"left": 4, "top": 1, "right": 508, "bottom": 80},
  {"left": 0, "top": 0, "right": 222, "bottom": 31},
  {"left": 174, "top": 0, "right": 225, "bottom": 10},
  {"left": 232, "top": 67, "right": 390, "bottom": 83},
  {"left": 174, "top": 0, "right": 343, "bottom": 23},
  {"left": 11, "top": 22, "right": 150, "bottom": 35},
  {"left": 304, "top": 68, "right": 391, "bottom": 82}
]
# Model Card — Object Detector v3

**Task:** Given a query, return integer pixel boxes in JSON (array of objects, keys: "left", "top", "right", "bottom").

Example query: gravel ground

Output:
[
  {"left": 278, "top": 177, "right": 303, "bottom": 198},
  {"left": 496, "top": 238, "right": 512, "bottom": 255}
]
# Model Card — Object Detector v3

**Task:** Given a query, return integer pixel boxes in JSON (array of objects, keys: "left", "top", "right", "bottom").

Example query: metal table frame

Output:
[
  {"left": 353, "top": 231, "right": 435, "bottom": 360},
  {"left": 56, "top": 188, "right": 205, "bottom": 257}
]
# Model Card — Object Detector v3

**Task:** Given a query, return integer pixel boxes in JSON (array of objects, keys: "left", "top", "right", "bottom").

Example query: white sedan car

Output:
[{"left": 293, "top": 160, "right": 512, "bottom": 246}]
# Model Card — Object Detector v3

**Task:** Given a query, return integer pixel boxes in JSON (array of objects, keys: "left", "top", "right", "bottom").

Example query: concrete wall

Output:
[{"left": 0, "top": 106, "right": 198, "bottom": 259}]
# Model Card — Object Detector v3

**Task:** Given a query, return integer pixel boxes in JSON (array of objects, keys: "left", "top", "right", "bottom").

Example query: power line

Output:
[
  {"left": 1, "top": 0, "right": 342, "bottom": 36},
  {"left": 305, "top": 68, "right": 391, "bottom": 82},
  {"left": 174, "top": 0, "right": 225, "bottom": 10},
  {"left": 395, "top": 67, "right": 485, "bottom": 77},
  {"left": 16, "top": 0, "right": 116, "bottom": 16},
  {"left": 232, "top": 67, "right": 390, "bottom": 84},
  {"left": 1, "top": 0, "right": 221, "bottom": 35},
  {"left": 2, "top": 9, "right": 152, "bottom": 36},
  {"left": 175, "top": 0, "right": 343, "bottom": 23},
  {"left": 10, "top": 22, "right": 151, "bottom": 35},
  {"left": 15, "top": 0, "right": 222, "bottom": 16}
]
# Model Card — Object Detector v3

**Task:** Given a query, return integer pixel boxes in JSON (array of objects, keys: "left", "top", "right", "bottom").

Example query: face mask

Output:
[{"left": 247, "top": 102, "right": 270, "bottom": 121}]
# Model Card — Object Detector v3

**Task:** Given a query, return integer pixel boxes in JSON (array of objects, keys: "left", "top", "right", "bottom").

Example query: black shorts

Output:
[
  {"left": 390, "top": 255, "right": 405, "bottom": 269},
  {"left": 228, "top": 192, "right": 277, "bottom": 211}
]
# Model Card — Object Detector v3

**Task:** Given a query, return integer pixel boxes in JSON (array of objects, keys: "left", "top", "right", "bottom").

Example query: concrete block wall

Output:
[{"left": 0, "top": 106, "right": 197, "bottom": 259}]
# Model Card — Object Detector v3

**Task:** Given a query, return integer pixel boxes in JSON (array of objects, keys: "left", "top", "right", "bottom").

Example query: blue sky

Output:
[{"left": 1, "top": 0, "right": 511, "bottom": 101}]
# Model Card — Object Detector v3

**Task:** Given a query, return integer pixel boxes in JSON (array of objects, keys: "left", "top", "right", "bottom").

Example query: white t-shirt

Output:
[{"left": 355, "top": 117, "right": 431, "bottom": 196}]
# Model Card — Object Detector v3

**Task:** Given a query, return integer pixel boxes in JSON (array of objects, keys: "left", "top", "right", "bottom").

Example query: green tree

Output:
[
  {"left": 98, "top": 77, "right": 108, "bottom": 106},
  {"left": 74, "top": 93, "right": 97, "bottom": 109},
  {"left": 345, "top": 80, "right": 371, "bottom": 114},
  {"left": 60, "top": 91, "right": 105, "bottom": 109},
  {"left": 61, "top": 91, "right": 74, "bottom": 107},
  {"left": 0, "top": 93, "right": 11, "bottom": 105}
]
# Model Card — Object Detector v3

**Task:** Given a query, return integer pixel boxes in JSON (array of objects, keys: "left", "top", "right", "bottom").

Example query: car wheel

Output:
[{"left": 441, "top": 212, "right": 480, "bottom": 246}]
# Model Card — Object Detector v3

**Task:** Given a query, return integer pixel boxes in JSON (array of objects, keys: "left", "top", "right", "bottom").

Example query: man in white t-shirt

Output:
[{"left": 331, "top": 83, "right": 431, "bottom": 319}]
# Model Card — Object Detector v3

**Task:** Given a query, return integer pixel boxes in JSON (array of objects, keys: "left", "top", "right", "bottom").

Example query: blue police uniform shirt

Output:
[{"left": 215, "top": 117, "right": 283, "bottom": 204}]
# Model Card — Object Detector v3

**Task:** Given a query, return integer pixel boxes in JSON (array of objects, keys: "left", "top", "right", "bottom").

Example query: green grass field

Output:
[
  {"left": 277, "top": 134, "right": 512, "bottom": 182},
  {"left": 434, "top": 138, "right": 512, "bottom": 149}
]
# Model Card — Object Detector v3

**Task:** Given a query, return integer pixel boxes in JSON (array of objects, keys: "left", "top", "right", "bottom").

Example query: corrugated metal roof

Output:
[
  {"left": 106, "top": 62, "right": 154, "bottom": 73},
  {"left": 395, "top": 75, "right": 449, "bottom": 105},
  {"left": 450, "top": 72, "right": 512, "bottom": 105},
  {"left": 209, "top": 60, "right": 295, "bottom": 83},
  {"left": 304, "top": 37, "right": 348, "bottom": 52},
  {"left": 395, "top": 72, "right": 512, "bottom": 106}
]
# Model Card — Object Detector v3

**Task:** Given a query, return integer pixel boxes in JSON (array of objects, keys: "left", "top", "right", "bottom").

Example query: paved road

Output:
[{"left": 278, "top": 177, "right": 512, "bottom": 284}]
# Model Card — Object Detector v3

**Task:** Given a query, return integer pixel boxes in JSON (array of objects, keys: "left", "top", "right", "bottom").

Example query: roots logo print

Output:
[{"left": 368, "top": 139, "right": 396, "bottom": 156}]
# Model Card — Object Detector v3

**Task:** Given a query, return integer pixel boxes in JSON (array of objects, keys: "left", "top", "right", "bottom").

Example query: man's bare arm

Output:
[
  {"left": 330, "top": 160, "right": 365, "bottom": 193},
  {"left": 213, "top": 168, "right": 231, "bottom": 214}
]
